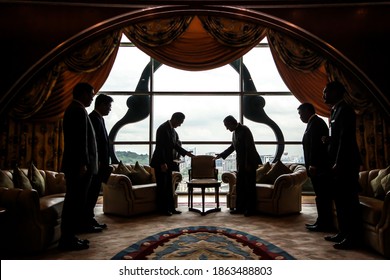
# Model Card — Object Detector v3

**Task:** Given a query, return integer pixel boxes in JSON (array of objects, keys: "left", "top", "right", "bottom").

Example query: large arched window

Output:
[{"left": 92, "top": 35, "right": 321, "bottom": 192}]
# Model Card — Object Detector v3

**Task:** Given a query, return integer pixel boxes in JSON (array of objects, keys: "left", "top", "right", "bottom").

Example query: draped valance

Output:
[
  {"left": 9, "top": 31, "right": 121, "bottom": 121},
  {"left": 123, "top": 15, "right": 267, "bottom": 71}
]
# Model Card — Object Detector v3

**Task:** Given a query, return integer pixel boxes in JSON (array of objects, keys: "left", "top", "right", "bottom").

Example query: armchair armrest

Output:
[
  {"left": 274, "top": 167, "right": 307, "bottom": 188},
  {"left": 106, "top": 173, "right": 134, "bottom": 200},
  {"left": 0, "top": 188, "right": 41, "bottom": 218},
  {"left": 0, "top": 188, "right": 45, "bottom": 252},
  {"left": 172, "top": 171, "right": 183, "bottom": 192},
  {"left": 378, "top": 191, "right": 390, "bottom": 229},
  {"left": 272, "top": 166, "right": 308, "bottom": 198},
  {"left": 222, "top": 172, "right": 237, "bottom": 195}
]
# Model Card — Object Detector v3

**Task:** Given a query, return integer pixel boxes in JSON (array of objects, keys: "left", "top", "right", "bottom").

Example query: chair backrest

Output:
[{"left": 189, "top": 155, "right": 217, "bottom": 180}]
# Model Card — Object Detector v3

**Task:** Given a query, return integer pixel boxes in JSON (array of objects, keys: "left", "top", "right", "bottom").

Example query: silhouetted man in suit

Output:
[
  {"left": 59, "top": 82, "right": 98, "bottom": 251},
  {"left": 215, "top": 115, "right": 262, "bottom": 216},
  {"left": 298, "top": 103, "right": 334, "bottom": 232},
  {"left": 87, "top": 94, "right": 113, "bottom": 230},
  {"left": 150, "top": 112, "right": 194, "bottom": 216},
  {"left": 322, "top": 81, "right": 363, "bottom": 250}
]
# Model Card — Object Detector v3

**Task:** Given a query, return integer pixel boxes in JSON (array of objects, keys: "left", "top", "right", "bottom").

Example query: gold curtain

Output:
[
  {"left": 1, "top": 31, "right": 121, "bottom": 170},
  {"left": 123, "top": 16, "right": 266, "bottom": 71}
]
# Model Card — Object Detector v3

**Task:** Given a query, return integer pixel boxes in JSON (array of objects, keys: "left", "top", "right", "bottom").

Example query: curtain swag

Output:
[
  {"left": 123, "top": 16, "right": 193, "bottom": 47},
  {"left": 123, "top": 15, "right": 266, "bottom": 71},
  {"left": 267, "top": 29, "right": 325, "bottom": 72},
  {"left": 198, "top": 16, "right": 267, "bottom": 47},
  {"left": 10, "top": 30, "right": 121, "bottom": 122},
  {"left": 64, "top": 31, "right": 121, "bottom": 73},
  {"left": 326, "top": 62, "right": 373, "bottom": 114},
  {"left": 10, "top": 64, "right": 63, "bottom": 120}
]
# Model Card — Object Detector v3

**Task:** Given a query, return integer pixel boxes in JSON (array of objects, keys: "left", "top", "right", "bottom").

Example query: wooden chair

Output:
[
  {"left": 189, "top": 155, "right": 218, "bottom": 181},
  {"left": 187, "top": 155, "right": 221, "bottom": 215}
]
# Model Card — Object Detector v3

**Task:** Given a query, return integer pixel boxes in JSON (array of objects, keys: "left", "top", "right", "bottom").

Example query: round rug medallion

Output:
[{"left": 112, "top": 226, "right": 295, "bottom": 260}]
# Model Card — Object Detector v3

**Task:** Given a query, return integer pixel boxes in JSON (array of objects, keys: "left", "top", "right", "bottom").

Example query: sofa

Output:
[
  {"left": 0, "top": 166, "right": 66, "bottom": 255},
  {"left": 356, "top": 167, "right": 390, "bottom": 258},
  {"left": 102, "top": 162, "right": 182, "bottom": 217},
  {"left": 222, "top": 162, "right": 308, "bottom": 215}
]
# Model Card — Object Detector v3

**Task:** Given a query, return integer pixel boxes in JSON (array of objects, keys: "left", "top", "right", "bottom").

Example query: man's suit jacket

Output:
[
  {"left": 89, "top": 110, "right": 110, "bottom": 167},
  {"left": 303, "top": 115, "right": 330, "bottom": 174},
  {"left": 219, "top": 123, "right": 261, "bottom": 172},
  {"left": 61, "top": 100, "right": 98, "bottom": 175},
  {"left": 329, "top": 100, "right": 361, "bottom": 171},
  {"left": 150, "top": 120, "right": 188, "bottom": 170}
]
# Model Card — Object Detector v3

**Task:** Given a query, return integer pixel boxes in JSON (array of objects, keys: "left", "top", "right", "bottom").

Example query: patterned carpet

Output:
[
  {"left": 20, "top": 195, "right": 384, "bottom": 260},
  {"left": 112, "top": 226, "right": 295, "bottom": 260}
]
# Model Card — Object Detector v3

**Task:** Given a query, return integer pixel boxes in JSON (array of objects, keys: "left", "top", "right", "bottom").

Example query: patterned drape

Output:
[
  {"left": 0, "top": 118, "right": 63, "bottom": 171},
  {"left": 1, "top": 31, "right": 121, "bottom": 170},
  {"left": 357, "top": 110, "right": 390, "bottom": 169},
  {"left": 267, "top": 28, "right": 390, "bottom": 169}
]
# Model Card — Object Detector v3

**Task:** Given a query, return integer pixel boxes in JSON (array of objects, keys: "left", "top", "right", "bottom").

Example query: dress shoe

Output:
[
  {"left": 162, "top": 211, "right": 172, "bottom": 216},
  {"left": 305, "top": 222, "right": 317, "bottom": 227},
  {"left": 324, "top": 233, "right": 345, "bottom": 243},
  {"left": 230, "top": 210, "right": 243, "bottom": 214},
  {"left": 171, "top": 210, "right": 182, "bottom": 214},
  {"left": 77, "top": 225, "right": 103, "bottom": 233},
  {"left": 306, "top": 224, "right": 334, "bottom": 232},
  {"left": 95, "top": 223, "right": 107, "bottom": 229},
  {"left": 58, "top": 238, "right": 89, "bottom": 251},
  {"left": 91, "top": 219, "right": 107, "bottom": 229},
  {"left": 333, "top": 238, "right": 358, "bottom": 250},
  {"left": 78, "top": 238, "right": 90, "bottom": 245}
]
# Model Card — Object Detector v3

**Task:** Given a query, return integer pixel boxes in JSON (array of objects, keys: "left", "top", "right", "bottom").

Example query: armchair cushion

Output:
[
  {"left": 28, "top": 163, "right": 45, "bottom": 196},
  {"left": 0, "top": 170, "right": 14, "bottom": 189},
  {"left": 370, "top": 166, "right": 390, "bottom": 199},
  {"left": 380, "top": 174, "right": 390, "bottom": 195},
  {"left": 256, "top": 184, "right": 274, "bottom": 198},
  {"left": 132, "top": 183, "right": 157, "bottom": 200},
  {"left": 129, "top": 161, "right": 153, "bottom": 185},
  {"left": 113, "top": 161, "right": 134, "bottom": 176},
  {"left": 261, "top": 161, "right": 292, "bottom": 184},
  {"left": 12, "top": 167, "right": 32, "bottom": 190},
  {"left": 256, "top": 162, "right": 271, "bottom": 183}
]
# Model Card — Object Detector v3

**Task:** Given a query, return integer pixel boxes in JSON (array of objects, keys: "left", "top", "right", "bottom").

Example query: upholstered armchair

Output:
[
  {"left": 356, "top": 167, "right": 390, "bottom": 258},
  {"left": 103, "top": 163, "right": 182, "bottom": 217},
  {"left": 222, "top": 162, "right": 308, "bottom": 216}
]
